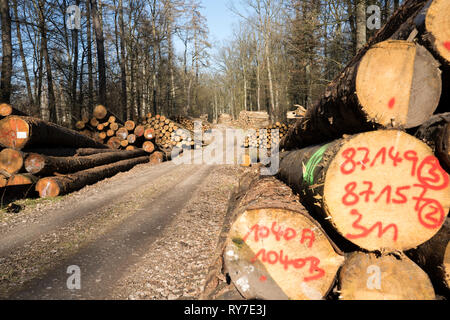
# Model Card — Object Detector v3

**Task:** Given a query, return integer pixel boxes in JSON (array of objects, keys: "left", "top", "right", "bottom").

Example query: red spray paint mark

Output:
[
  {"left": 259, "top": 275, "right": 267, "bottom": 282},
  {"left": 388, "top": 97, "right": 396, "bottom": 109},
  {"left": 443, "top": 42, "right": 450, "bottom": 51}
]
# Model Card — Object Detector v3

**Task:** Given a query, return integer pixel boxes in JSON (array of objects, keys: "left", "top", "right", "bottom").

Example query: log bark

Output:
[
  {"left": 0, "top": 148, "right": 24, "bottom": 174},
  {"left": 338, "top": 251, "right": 435, "bottom": 300},
  {"left": 406, "top": 217, "right": 450, "bottom": 294},
  {"left": 277, "top": 130, "right": 450, "bottom": 252},
  {"left": 223, "top": 173, "right": 344, "bottom": 300},
  {"left": 35, "top": 155, "right": 149, "bottom": 197},
  {"left": 414, "top": 112, "right": 450, "bottom": 172},
  {"left": 21, "top": 147, "right": 117, "bottom": 157},
  {"left": 25, "top": 148, "right": 147, "bottom": 176},
  {"left": 0, "top": 116, "right": 109, "bottom": 150}
]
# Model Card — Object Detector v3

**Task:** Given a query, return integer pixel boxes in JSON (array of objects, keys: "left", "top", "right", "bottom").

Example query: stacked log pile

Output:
[
  {"left": 0, "top": 108, "right": 164, "bottom": 201},
  {"left": 173, "top": 115, "right": 212, "bottom": 132},
  {"left": 207, "top": 0, "right": 450, "bottom": 300},
  {"left": 238, "top": 110, "right": 270, "bottom": 129}
]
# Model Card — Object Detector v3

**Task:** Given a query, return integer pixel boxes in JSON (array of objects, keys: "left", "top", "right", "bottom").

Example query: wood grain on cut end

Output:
[
  {"left": 142, "top": 141, "right": 155, "bottom": 153},
  {"left": 323, "top": 130, "right": 450, "bottom": 251},
  {"left": 0, "top": 148, "right": 24, "bottom": 174},
  {"left": 225, "top": 208, "right": 344, "bottom": 300},
  {"left": 338, "top": 252, "right": 435, "bottom": 300},
  {"left": 36, "top": 178, "right": 60, "bottom": 198},
  {"left": 125, "top": 120, "right": 135, "bottom": 131},
  {"left": 149, "top": 151, "right": 164, "bottom": 164},
  {"left": 0, "top": 103, "right": 12, "bottom": 117},
  {"left": 134, "top": 125, "right": 145, "bottom": 137},
  {"left": 93, "top": 105, "right": 107, "bottom": 120},
  {"left": 144, "top": 127, "right": 155, "bottom": 140},
  {"left": 0, "top": 116, "right": 30, "bottom": 149},
  {"left": 116, "top": 127, "right": 128, "bottom": 140},
  {"left": 356, "top": 40, "right": 441, "bottom": 128},
  {"left": 426, "top": 0, "right": 450, "bottom": 63}
]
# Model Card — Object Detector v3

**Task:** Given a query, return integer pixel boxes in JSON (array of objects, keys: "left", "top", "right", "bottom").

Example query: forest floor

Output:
[{"left": 0, "top": 149, "right": 248, "bottom": 299}]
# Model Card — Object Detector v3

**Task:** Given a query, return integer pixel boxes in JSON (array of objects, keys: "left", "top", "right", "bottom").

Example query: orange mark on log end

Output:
[
  {"left": 443, "top": 42, "right": 450, "bottom": 51},
  {"left": 388, "top": 97, "right": 396, "bottom": 109},
  {"left": 259, "top": 275, "right": 267, "bottom": 282}
]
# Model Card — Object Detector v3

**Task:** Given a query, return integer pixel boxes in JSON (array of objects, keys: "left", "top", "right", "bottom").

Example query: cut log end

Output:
[
  {"left": 142, "top": 141, "right": 155, "bottom": 153},
  {"left": 24, "top": 153, "right": 45, "bottom": 175},
  {"left": 0, "top": 103, "right": 13, "bottom": 117},
  {"left": 338, "top": 252, "right": 435, "bottom": 300},
  {"left": 225, "top": 208, "right": 344, "bottom": 300},
  {"left": 149, "top": 151, "right": 164, "bottom": 164},
  {"left": 93, "top": 104, "right": 108, "bottom": 120},
  {"left": 0, "top": 116, "right": 30, "bottom": 149},
  {"left": 426, "top": 0, "right": 450, "bottom": 64},
  {"left": 356, "top": 40, "right": 441, "bottom": 128},
  {"left": 0, "top": 148, "right": 24, "bottom": 174},
  {"left": 323, "top": 130, "right": 450, "bottom": 251},
  {"left": 36, "top": 177, "right": 60, "bottom": 198}
]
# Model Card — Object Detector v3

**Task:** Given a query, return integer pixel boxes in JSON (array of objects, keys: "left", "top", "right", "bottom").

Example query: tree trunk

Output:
[
  {"left": 277, "top": 130, "right": 450, "bottom": 252},
  {"left": 25, "top": 148, "right": 147, "bottom": 176},
  {"left": 338, "top": 251, "right": 435, "bottom": 300},
  {"left": 86, "top": 0, "right": 94, "bottom": 114},
  {"left": 37, "top": 0, "right": 57, "bottom": 123},
  {"left": 35, "top": 155, "right": 149, "bottom": 197},
  {"left": 90, "top": 0, "right": 106, "bottom": 105},
  {"left": 71, "top": 0, "right": 81, "bottom": 121},
  {"left": 13, "top": 0, "right": 34, "bottom": 111},
  {"left": 223, "top": 172, "right": 344, "bottom": 300},
  {"left": 355, "top": 0, "right": 366, "bottom": 52},
  {"left": 0, "top": 116, "right": 109, "bottom": 150},
  {"left": 0, "top": 0, "right": 12, "bottom": 104}
]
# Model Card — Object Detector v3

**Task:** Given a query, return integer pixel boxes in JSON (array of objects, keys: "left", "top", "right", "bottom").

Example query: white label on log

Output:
[{"left": 16, "top": 131, "right": 27, "bottom": 139}]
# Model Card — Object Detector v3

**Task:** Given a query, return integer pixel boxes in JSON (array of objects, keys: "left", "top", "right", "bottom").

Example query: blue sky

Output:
[
  {"left": 202, "top": 0, "right": 240, "bottom": 46},
  {"left": 174, "top": 0, "right": 242, "bottom": 56}
]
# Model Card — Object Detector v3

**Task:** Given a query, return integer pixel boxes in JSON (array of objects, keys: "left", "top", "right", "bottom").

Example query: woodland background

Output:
[{"left": 0, "top": 0, "right": 403, "bottom": 126}]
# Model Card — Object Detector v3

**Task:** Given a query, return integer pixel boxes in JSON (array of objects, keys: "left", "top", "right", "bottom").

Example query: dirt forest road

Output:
[{"left": 0, "top": 143, "right": 246, "bottom": 299}]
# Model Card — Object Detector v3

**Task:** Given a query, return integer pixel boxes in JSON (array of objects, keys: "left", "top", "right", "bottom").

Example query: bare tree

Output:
[{"left": 0, "top": 0, "right": 12, "bottom": 103}]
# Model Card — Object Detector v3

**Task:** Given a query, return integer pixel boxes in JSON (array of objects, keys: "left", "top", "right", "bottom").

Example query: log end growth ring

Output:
[
  {"left": 0, "top": 103, "right": 13, "bottom": 117},
  {"left": 93, "top": 105, "right": 107, "bottom": 120},
  {"left": 36, "top": 177, "right": 61, "bottom": 198},
  {"left": 224, "top": 208, "right": 344, "bottom": 300},
  {"left": 426, "top": 0, "right": 450, "bottom": 64},
  {"left": 356, "top": 40, "right": 441, "bottom": 128},
  {"left": 323, "top": 130, "right": 450, "bottom": 252},
  {"left": 0, "top": 148, "right": 24, "bottom": 174},
  {"left": 0, "top": 116, "right": 30, "bottom": 149}
]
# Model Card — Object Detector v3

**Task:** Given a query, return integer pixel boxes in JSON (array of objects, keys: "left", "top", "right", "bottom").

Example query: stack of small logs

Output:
[
  {"left": 0, "top": 104, "right": 165, "bottom": 201},
  {"left": 241, "top": 122, "right": 289, "bottom": 167},
  {"left": 205, "top": 0, "right": 450, "bottom": 301},
  {"left": 243, "top": 122, "right": 288, "bottom": 149},
  {"left": 173, "top": 115, "right": 212, "bottom": 133}
]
